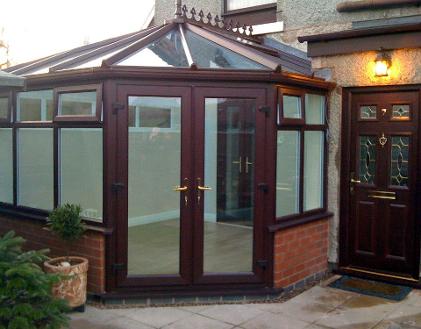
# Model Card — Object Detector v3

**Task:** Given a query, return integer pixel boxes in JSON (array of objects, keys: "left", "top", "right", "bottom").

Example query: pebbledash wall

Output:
[
  {"left": 155, "top": 0, "right": 421, "bottom": 281},
  {"left": 0, "top": 215, "right": 106, "bottom": 294}
]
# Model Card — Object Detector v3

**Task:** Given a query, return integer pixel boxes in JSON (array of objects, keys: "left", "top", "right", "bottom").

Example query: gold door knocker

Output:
[{"left": 379, "top": 133, "right": 388, "bottom": 148}]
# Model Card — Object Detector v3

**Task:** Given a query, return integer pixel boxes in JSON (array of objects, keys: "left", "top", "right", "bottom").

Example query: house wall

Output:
[
  {"left": 0, "top": 215, "right": 106, "bottom": 294},
  {"left": 312, "top": 48, "right": 421, "bottom": 264}
]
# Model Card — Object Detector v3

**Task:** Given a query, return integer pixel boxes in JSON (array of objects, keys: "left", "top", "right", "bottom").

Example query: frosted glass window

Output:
[
  {"left": 227, "top": 0, "right": 276, "bottom": 11},
  {"left": 276, "top": 131, "right": 300, "bottom": 217},
  {"left": 17, "top": 90, "right": 53, "bottom": 121},
  {"left": 305, "top": 94, "right": 325, "bottom": 124},
  {"left": 17, "top": 128, "right": 53, "bottom": 210},
  {"left": 0, "top": 97, "right": 8, "bottom": 120},
  {"left": 304, "top": 131, "right": 324, "bottom": 211},
  {"left": 0, "top": 129, "right": 13, "bottom": 204},
  {"left": 283, "top": 95, "right": 302, "bottom": 119},
  {"left": 58, "top": 91, "right": 97, "bottom": 116},
  {"left": 60, "top": 128, "right": 103, "bottom": 222}
]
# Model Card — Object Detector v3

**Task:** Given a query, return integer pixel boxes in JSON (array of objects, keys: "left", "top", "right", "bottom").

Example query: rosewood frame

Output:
[
  {"left": 0, "top": 68, "right": 332, "bottom": 296},
  {"left": 339, "top": 85, "right": 421, "bottom": 283},
  {"left": 274, "top": 86, "right": 329, "bottom": 227},
  {"left": 0, "top": 85, "right": 104, "bottom": 226}
]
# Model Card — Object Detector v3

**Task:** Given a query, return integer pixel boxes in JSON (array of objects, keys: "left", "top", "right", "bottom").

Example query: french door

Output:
[
  {"left": 114, "top": 85, "right": 268, "bottom": 289},
  {"left": 342, "top": 89, "right": 420, "bottom": 281}
]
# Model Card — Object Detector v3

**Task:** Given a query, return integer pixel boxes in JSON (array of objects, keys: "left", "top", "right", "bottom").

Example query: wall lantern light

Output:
[{"left": 374, "top": 50, "right": 391, "bottom": 77}]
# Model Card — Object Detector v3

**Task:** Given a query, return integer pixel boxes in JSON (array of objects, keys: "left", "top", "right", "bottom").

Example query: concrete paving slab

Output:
[
  {"left": 289, "top": 285, "right": 355, "bottom": 308},
  {"left": 386, "top": 304, "right": 421, "bottom": 328},
  {"left": 161, "top": 313, "right": 233, "bottom": 329},
  {"left": 69, "top": 280, "right": 421, "bottom": 329},
  {"left": 121, "top": 307, "right": 192, "bottom": 328},
  {"left": 197, "top": 304, "right": 264, "bottom": 326},
  {"left": 241, "top": 312, "right": 310, "bottom": 329}
]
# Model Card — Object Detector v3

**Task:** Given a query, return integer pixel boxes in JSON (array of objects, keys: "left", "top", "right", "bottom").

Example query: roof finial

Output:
[{"left": 174, "top": 0, "right": 182, "bottom": 18}]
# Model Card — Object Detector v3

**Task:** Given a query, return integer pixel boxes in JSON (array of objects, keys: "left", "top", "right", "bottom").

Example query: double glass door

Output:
[{"left": 115, "top": 85, "right": 267, "bottom": 288}]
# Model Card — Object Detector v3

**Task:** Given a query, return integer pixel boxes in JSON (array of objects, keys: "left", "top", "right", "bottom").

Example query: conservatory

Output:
[{"left": 0, "top": 3, "right": 332, "bottom": 300}]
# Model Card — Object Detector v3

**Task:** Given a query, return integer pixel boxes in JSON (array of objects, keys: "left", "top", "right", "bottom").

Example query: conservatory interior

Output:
[{"left": 0, "top": 4, "right": 332, "bottom": 299}]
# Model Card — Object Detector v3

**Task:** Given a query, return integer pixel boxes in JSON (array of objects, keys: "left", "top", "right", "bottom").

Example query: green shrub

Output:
[
  {"left": 47, "top": 204, "right": 85, "bottom": 243},
  {"left": 0, "top": 231, "right": 69, "bottom": 329}
]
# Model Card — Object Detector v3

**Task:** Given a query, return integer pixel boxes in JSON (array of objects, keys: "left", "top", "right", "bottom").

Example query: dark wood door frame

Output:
[
  {"left": 108, "top": 81, "right": 274, "bottom": 293},
  {"left": 340, "top": 85, "right": 421, "bottom": 283}
]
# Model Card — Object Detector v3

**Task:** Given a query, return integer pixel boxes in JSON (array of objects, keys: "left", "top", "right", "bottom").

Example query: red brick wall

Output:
[
  {"left": 0, "top": 215, "right": 106, "bottom": 294},
  {"left": 274, "top": 218, "right": 329, "bottom": 288}
]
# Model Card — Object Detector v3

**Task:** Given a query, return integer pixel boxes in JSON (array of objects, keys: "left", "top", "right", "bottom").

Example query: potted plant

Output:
[{"left": 44, "top": 203, "right": 88, "bottom": 312}]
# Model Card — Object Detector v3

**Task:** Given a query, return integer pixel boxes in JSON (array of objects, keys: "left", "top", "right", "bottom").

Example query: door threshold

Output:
[
  {"left": 89, "top": 287, "right": 284, "bottom": 306},
  {"left": 336, "top": 266, "right": 420, "bottom": 286}
]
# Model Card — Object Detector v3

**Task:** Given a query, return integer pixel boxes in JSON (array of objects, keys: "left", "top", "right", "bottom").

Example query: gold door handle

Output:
[
  {"left": 173, "top": 186, "right": 188, "bottom": 192},
  {"left": 351, "top": 178, "right": 361, "bottom": 184},
  {"left": 198, "top": 186, "right": 212, "bottom": 191},
  {"left": 173, "top": 178, "right": 189, "bottom": 206},
  {"left": 196, "top": 178, "right": 212, "bottom": 204}
]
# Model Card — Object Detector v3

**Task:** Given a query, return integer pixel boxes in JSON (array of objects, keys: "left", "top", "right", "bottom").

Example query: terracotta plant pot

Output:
[{"left": 44, "top": 256, "right": 89, "bottom": 309}]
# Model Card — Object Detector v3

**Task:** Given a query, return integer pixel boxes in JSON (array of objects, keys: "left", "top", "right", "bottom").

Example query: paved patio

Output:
[{"left": 70, "top": 278, "right": 421, "bottom": 329}]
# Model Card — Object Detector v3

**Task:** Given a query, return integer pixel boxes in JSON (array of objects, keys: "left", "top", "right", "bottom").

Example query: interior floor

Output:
[{"left": 127, "top": 219, "right": 253, "bottom": 276}]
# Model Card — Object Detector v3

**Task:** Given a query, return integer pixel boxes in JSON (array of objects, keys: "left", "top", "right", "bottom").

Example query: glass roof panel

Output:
[
  {"left": 117, "top": 29, "right": 189, "bottom": 67},
  {"left": 184, "top": 30, "right": 267, "bottom": 70}
]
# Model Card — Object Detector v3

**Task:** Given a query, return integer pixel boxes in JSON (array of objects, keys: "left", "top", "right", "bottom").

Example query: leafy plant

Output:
[
  {"left": 0, "top": 231, "right": 69, "bottom": 329},
  {"left": 47, "top": 204, "right": 85, "bottom": 243}
]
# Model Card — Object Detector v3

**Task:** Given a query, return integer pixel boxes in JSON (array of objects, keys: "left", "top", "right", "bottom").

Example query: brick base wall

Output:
[
  {"left": 0, "top": 215, "right": 106, "bottom": 294},
  {"left": 274, "top": 218, "right": 329, "bottom": 289}
]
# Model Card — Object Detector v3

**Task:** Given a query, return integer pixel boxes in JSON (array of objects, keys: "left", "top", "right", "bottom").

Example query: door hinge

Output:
[
  {"left": 256, "top": 260, "right": 268, "bottom": 269},
  {"left": 112, "top": 102, "right": 125, "bottom": 114},
  {"left": 112, "top": 263, "right": 125, "bottom": 272},
  {"left": 258, "top": 105, "right": 271, "bottom": 116},
  {"left": 258, "top": 183, "right": 269, "bottom": 193},
  {"left": 111, "top": 182, "right": 125, "bottom": 192}
]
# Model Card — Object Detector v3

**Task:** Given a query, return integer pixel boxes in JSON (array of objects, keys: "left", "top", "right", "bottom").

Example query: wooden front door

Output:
[
  {"left": 342, "top": 89, "right": 420, "bottom": 281},
  {"left": 113, "top": 84, "right": 269, "bottom": 290}
]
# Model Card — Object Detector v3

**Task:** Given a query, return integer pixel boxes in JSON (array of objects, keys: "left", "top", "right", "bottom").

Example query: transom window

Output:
[
  {"left": 226, "top": 0, "right": 276, "bottom": 11},
  {"left": 276, "top": 88, "right": 327, "bottom": 220}
]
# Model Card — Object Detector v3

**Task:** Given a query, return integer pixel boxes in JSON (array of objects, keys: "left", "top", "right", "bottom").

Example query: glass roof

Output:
[
  {"left": 183, "top": 30, "right": 266, "bottom": 70},
  {"left": 4, "top": 21, "right": 312, "bottom": 76},
  {"left": 117, "top": 29, "right": 189, "bottom": 67}
]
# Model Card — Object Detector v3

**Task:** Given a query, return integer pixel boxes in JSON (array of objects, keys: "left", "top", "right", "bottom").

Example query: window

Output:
[
  {"left": 128, "top": 96, "right": 180, "bottom": 130},
  {"left": 2, "top": 86, "right": 103, "bottom": 223},
  {"left": 17, "top": 90, "right": 54, "bottom": 122},
  {"left": 59, "top": 128, "right": 103, "bottom": 221},
  {"left": 0, "top": 95, "right": 9, "bottom": 121},
  {"left": 17, "top": 128, "right": 54, "bottom": 210},
  {"left": 276, "top": 89, "right": 327, "bottom": 219},
  {"left": 226, "top": 0, "right": 276, "bottom": 11},
  {"left": 0, "top": 128, "right": 13, "bottom": 204},
  {"left": 55, "top": 85, "right": 102, "bottom": 121}
]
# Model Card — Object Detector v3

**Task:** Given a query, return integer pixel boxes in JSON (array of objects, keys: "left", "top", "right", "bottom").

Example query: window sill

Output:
[
  {"left": 268, "top": 211, "right": 333, "bottom": 232},
  {"left": 0, "top": 206, "right": 112, "bottom": 235}
]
